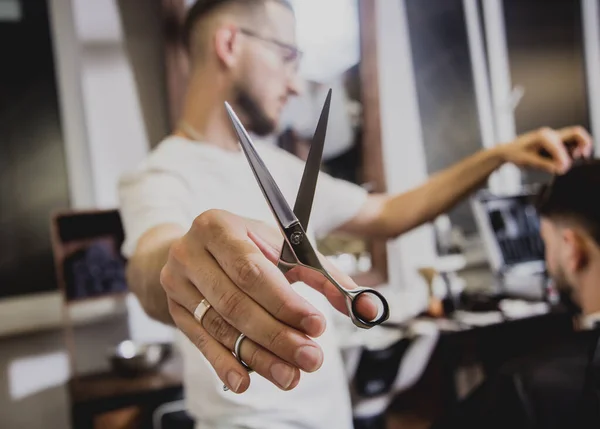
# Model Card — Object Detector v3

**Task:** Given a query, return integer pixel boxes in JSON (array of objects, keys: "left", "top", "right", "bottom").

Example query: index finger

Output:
[
  {"left": 294, "top": 257, "right": 380, "bottom": 323},
  {"left": 558, "top": 126, "right": 593, "bottom": 159},
  {"left": 249, "top": 230, "right": 379, "bottom": 321},
  {"left": 199, "top": 212, "right": 327, "bottom": 338}
]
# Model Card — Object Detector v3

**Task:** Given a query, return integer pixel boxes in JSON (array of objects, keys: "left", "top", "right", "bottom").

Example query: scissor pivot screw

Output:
[{"left": 290, "top": 232, "right": 303, "bottom": 245}]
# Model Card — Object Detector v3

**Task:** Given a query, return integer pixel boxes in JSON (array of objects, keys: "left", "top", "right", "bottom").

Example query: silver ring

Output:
[
  {"left": 233, "top": 333, "right": 252, "bottom": 371},
  {"left": 223, "top": 333, "right": 253, "bottom": 391},
  {"left": 193, "top": 299, "right": 211, "bottom": 325}
]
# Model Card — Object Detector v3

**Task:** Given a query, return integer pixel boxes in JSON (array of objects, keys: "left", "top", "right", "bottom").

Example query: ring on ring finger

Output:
[
  {"left": 197, "top": 306, "right": 252, "bottom": 370},
  {"left": 223, "top": 332, "right": 253, "bottom": 392}
]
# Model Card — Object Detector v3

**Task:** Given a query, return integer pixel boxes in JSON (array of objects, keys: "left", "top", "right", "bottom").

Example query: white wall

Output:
[
  {"left": 71, "top": 0, "right": 151, "bottom": 208},
  {"left": 0, "top": 1, "right": 173, "bottom": 427},
  {"left": 0, "top": 0, "right": 172, "bottom": 348},
  {"left": 62, "top": 0, "right": 174, "bottom": 342},
  {"left": 375, "top": 0, "right": 436, "bottom": 312},
  {"left": 117, "top": 0, "right": 170, "bottom": 148}
]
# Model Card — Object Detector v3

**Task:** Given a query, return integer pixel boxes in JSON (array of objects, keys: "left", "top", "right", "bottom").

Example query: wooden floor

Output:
[{"left": 387, "top": 412, "right": 433, "bottom": 429}]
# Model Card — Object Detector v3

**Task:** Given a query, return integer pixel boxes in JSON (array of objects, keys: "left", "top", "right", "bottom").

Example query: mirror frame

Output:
[{"left": 159, "top": 0, "right": 388, "bottom": 287}]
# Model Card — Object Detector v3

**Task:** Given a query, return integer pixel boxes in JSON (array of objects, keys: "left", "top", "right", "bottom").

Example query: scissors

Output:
[{"left": 224, "top": 89, "right": 390, "bottom": 330}]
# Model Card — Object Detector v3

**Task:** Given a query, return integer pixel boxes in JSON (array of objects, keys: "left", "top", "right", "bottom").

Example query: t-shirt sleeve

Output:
[
  {"left": 311, "top": 169, "right": 369, "bottom": 238},
  {"left": 118, "top": 169, "right": 192, "bottom": 259}
]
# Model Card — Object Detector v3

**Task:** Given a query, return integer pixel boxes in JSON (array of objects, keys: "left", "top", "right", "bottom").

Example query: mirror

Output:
[
  {"left": 160, "top": 0, "right": 387, "bottom": 286},
  {"left": 274, "top": 0, "right": 362, "bottom": 184}
]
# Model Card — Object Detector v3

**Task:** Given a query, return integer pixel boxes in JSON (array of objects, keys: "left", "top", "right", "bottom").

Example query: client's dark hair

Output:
[{"left": 535, "top": 159, "right": 600, "bottom": 246}]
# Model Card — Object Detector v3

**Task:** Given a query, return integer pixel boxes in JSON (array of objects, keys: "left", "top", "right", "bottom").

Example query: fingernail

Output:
[
  {"left": 301, "top": 315, "right": 325, "bottom": 337},
  {"left": 295, "top": 345, "right": 322, "bottom": 372},
  {"left": 227, "top": 371, "right": 243, "bottom": 392},
  {"left": 271, "top": 363, "right": 295, "bottom": 389}
]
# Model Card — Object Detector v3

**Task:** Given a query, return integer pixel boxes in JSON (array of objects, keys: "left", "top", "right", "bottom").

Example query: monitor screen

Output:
[{"left": 480, "top": 194, "right": 545, "bottom": 266}]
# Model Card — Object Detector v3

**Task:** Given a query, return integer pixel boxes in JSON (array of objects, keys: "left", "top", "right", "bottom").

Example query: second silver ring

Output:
[{"left": 233, "top": 333, "right": 252, "bottom": 372}]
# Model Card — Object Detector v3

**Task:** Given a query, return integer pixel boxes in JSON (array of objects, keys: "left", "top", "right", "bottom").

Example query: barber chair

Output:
[
  {"left": 152, "top": 399, "right": 195, "bottom": 429},
  {"left": 339, "top": 314, "right": 439, "bottom": 429},
  {"left": 590, "top": 332, "right": 600, "bottom": 427}
]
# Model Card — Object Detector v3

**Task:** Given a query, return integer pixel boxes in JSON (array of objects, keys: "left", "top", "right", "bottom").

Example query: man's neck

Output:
[{"left": 175, "top": 68, "right": 241, "bottom": 152}]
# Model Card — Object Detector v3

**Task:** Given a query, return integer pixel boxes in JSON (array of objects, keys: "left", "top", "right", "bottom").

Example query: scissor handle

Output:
[
  {"left": 279, "top": 223, "right": 390, "bottom": 329},
  {"left": 346, "top": 287, "right": 390, "bottom": 329},
  {"left": 321, "top": 271, "right": 390, "bottom": 329}
]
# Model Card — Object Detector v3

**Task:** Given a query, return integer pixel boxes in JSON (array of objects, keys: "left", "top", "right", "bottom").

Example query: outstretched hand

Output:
[
  {"left": 161, "top": 210, "right": 374, "bottom": 393},
  {"left": 499, "top": 126, "right": 593, "bottom": 174}
]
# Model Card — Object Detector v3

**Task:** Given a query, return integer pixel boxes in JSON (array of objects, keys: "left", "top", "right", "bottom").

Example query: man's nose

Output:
[{"left": 287, "top": 72, "right": 304, "bottom": 97}]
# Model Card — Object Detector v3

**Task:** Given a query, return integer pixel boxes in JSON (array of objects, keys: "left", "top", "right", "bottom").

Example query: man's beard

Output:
[
  {"left": 233, "top": 84, "right": 276, "bottom": 137},
  {"left": 551, "top": 265, "right": 570, "bottom": 293},
  {"left": 558, "top": 289, "right": 582, "bottom": 315},
  {"left": 550, "top": 265, "right": 582, "bottom": 315}
]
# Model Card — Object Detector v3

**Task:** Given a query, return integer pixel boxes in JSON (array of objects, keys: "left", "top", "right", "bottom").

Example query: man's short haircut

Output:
[
  {"left": 535, "top": 159, "right": 600, "bottom": 246},
  {"left": 182, "top": 0, "right": 293, "bottom": 51}
]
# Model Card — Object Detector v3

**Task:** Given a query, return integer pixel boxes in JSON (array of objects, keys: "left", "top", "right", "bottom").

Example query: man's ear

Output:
[
  {"left": 214, "top": 23, "right": 242, "bottom": 68},
  {"left": 562, "top": 228, "right": 589, "bottom": 273}
]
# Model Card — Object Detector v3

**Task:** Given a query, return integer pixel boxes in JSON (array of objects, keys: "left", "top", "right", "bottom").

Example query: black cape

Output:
[{"left": 431, "top": 328, "right": 600, "bottom": 429}]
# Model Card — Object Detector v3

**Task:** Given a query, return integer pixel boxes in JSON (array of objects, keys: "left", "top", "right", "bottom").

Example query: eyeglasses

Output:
[{"left": 239, "top": 28, "right": 303, "bottom": 68}]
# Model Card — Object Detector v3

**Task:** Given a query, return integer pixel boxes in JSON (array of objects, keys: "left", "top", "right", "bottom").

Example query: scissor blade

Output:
[
  {"left": 293, "top": 88, "right": 332, "bottom": 230},
  {"left": 225, "top": 102, "right": 298, "bottom": 229},
  {"left": 279, "top": 89, "right": 332, "bottom": 266}
]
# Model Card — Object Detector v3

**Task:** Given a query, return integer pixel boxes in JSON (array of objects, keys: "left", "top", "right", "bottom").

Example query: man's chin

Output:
[{"left": 250, "top": 118, "right": 278, "bottom": 137}]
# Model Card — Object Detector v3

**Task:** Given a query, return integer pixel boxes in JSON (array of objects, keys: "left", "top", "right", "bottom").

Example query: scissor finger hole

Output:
[{"left": 350, "top": 290, "right": 389, "bottom": 327}]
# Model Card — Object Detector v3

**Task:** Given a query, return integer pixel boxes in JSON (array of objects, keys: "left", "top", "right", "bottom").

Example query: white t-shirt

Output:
[{"left": 118, "top": 136, "right": 369, "bottom": 429}]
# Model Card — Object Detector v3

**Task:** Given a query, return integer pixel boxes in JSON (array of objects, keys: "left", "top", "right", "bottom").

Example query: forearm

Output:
[
  {"left": 384, "top": 146, "right": 505, "bottom": 235},
  {"left": 125, "top": 224, "right": 184, "bottom": 325},
  {"left": 352, "top": 126, "right": 593, "bottom": 238}
]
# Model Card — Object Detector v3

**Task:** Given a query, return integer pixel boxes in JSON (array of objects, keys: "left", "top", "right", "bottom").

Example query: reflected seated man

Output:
[{"left": 431, "top": 159, "right": 600, "bottom": 429}]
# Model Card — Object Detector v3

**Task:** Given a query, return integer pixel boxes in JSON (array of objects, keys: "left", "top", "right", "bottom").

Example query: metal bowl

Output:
[{"left": 108, "top": 340, "right": 171, "bottom": 376}]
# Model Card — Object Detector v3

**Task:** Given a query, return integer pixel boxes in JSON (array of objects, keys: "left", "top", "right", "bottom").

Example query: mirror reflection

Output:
[{"left": 265, "top": 0, "right": 374, "bottom": 273}]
